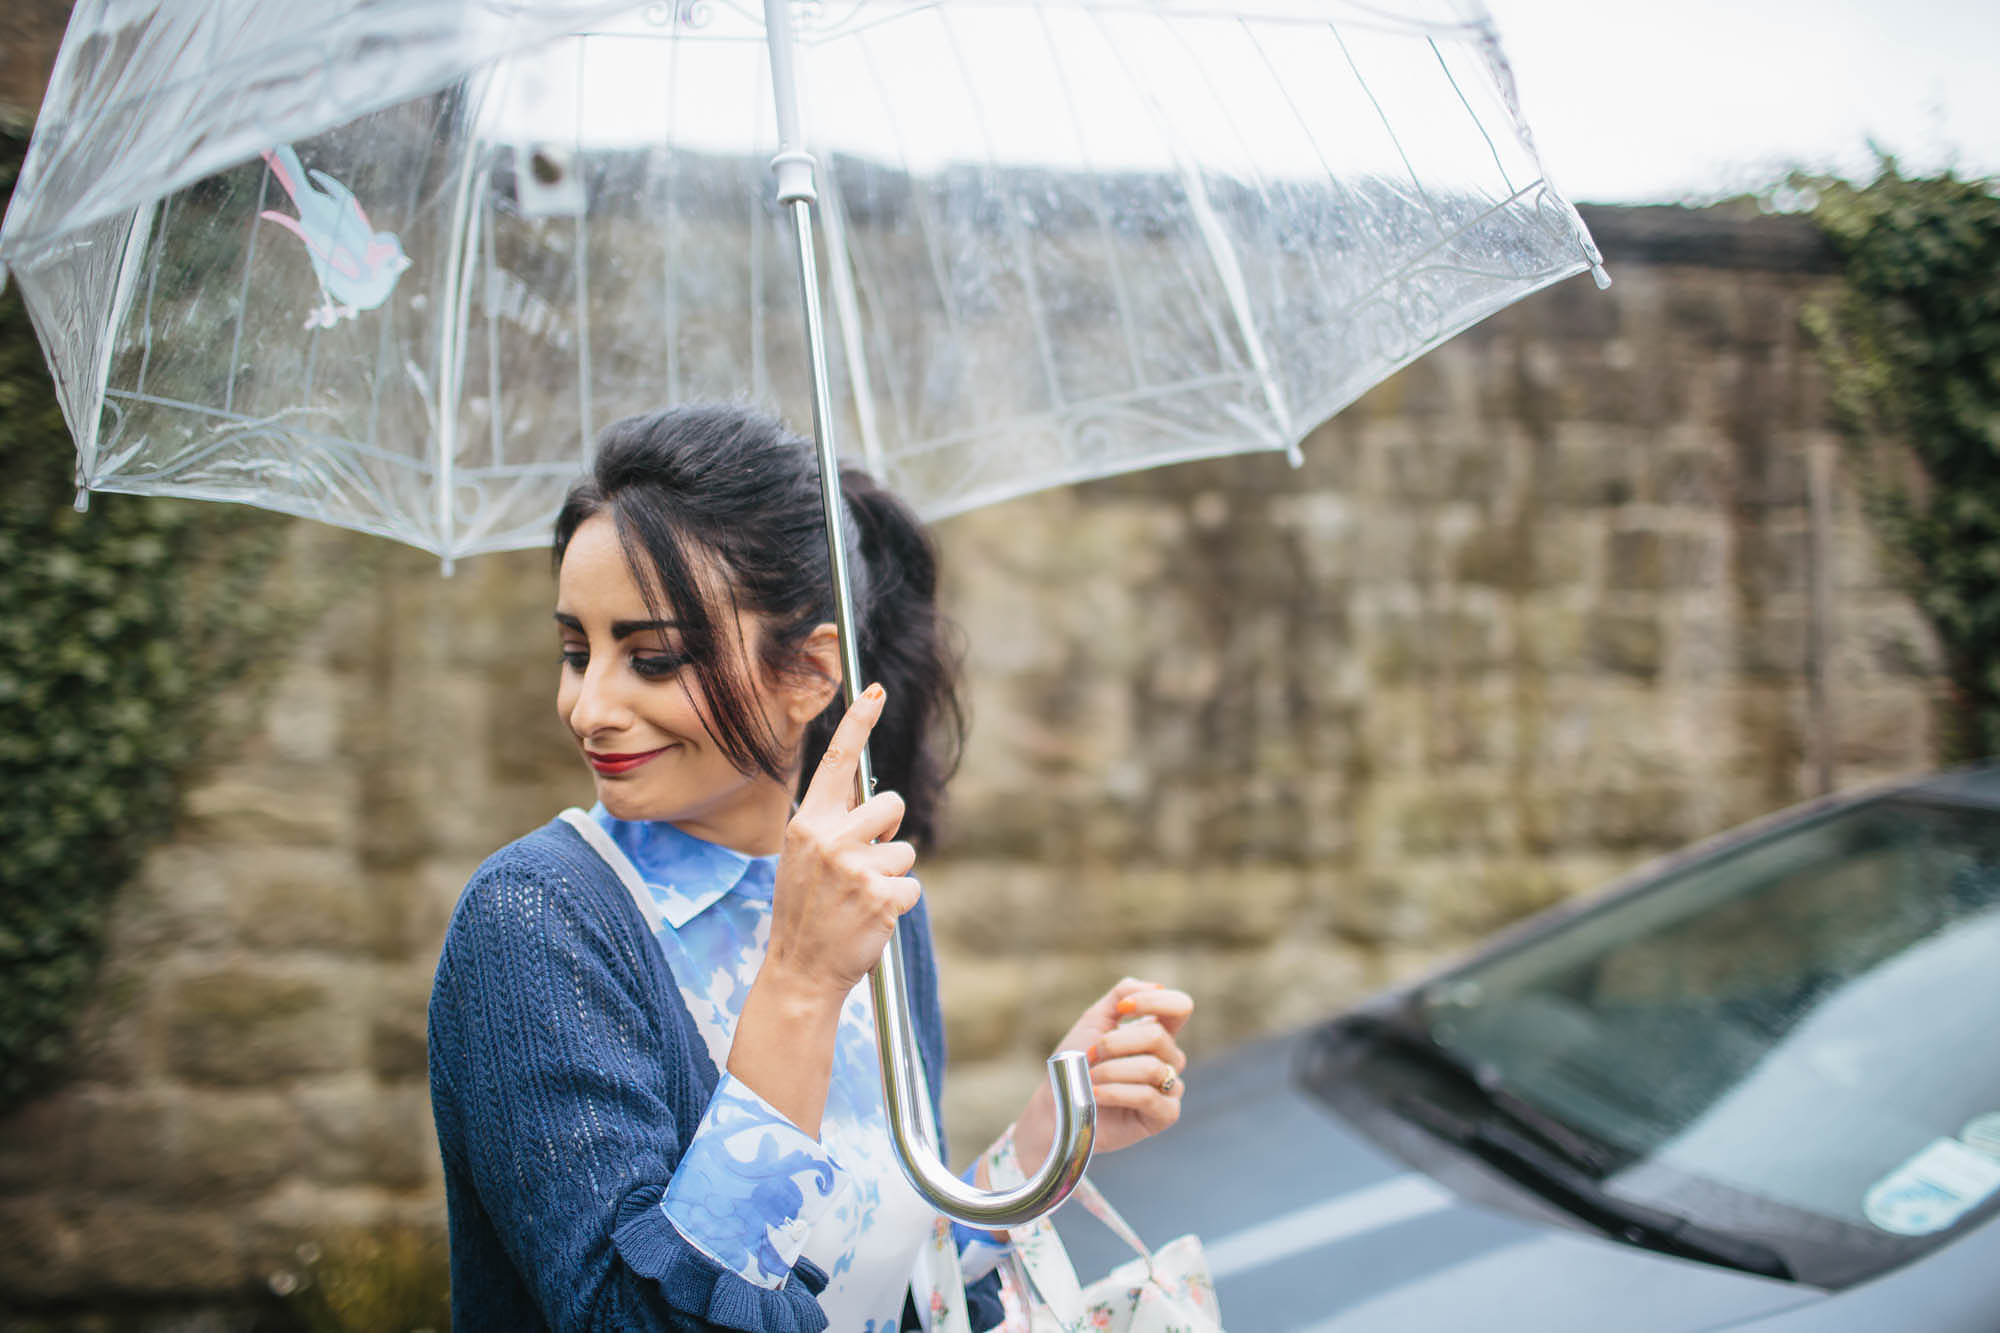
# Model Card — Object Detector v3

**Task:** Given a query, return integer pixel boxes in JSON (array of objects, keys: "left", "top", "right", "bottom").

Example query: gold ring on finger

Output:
[{"left": 1157, "top": 1069, "right": 1180, "bottom": 1095}]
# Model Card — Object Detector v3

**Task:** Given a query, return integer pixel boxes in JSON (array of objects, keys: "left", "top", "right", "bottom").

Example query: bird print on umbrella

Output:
[{"left": 257, "top": 145, "right": 411, "bottom": 330}]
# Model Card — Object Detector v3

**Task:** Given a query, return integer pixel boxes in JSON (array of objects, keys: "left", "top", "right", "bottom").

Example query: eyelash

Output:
[{"left": 559, "top": 648, "right": 690, "bottom": 680}]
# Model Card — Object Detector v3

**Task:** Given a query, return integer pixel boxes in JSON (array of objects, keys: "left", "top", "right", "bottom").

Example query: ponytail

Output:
[{"left": 800, "top": 469, "right": 966, "bottom": 854}]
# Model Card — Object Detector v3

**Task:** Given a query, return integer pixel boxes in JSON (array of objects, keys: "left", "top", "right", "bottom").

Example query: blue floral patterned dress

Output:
[{"left": 558, "top": 808, "right": 1002, "bottom": 1330}]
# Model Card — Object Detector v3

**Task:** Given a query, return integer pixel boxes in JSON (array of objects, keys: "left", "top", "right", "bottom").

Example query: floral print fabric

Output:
[{"left": 661, "top": 1073, "right": 843, "bottom": 1288}]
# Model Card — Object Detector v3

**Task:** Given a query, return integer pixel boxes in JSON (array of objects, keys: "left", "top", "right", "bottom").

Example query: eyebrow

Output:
[{"left": 552, "top": 612, "right": 683, "bottom": 639}]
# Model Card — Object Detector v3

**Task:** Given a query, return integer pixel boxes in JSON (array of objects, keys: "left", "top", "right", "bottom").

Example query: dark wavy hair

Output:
[{"left": 553, "top": 403, "right": 966, "bottom": 853}]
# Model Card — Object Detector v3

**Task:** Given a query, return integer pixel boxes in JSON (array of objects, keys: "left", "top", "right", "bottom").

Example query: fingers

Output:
[
  {"left": 1113, "top": 984, "right": 1194, "bottom": 1037},
  {"left": 798, "top": 682, "right": 886, "bottom": 817},
  {"left": 882, "top": 876, "right": 923, "bottom": 917},
  {"left": 1089, "top": 1054, "right": 1185, "bottom": 1088},
  {"left": 1089, "top": 1076, "right": 1184, "bottom": 1132},
  {"left": 860, "top": 839, "right": 917, "bottom": 878},
  {"left": 1089, "top": 1016, "right": 1186, "bottom": 1072},
  {"left": 841, "top": 789, "right": 907, "bottom": 846}
]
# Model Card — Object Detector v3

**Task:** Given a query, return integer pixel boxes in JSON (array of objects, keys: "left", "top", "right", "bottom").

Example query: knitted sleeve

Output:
[{"left": 428, "top": 842, "right": 830, "bottom": 1332}]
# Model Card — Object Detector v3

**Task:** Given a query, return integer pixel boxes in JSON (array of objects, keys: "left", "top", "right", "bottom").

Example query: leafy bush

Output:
[
  {"left": 1806, "top": 162, "right": 2000, "bottom": 759},
  {"left": 0, "top": 121, "right": 300, "bottom": 1111}
]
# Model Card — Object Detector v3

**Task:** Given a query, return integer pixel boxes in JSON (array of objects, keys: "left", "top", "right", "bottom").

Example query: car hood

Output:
[{"left": 1053, "top": 1031, "right": 1825, "bottom": 1332}]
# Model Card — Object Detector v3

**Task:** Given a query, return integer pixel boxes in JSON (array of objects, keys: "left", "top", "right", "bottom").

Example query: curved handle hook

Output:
[{"left": 870, "top": 931, "right": 1097, "bottom": 1228}]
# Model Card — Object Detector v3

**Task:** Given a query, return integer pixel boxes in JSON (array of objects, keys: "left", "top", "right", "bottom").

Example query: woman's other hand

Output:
[
  {"left": 1011, "top": 978, "right": 1194, "bottom": 1166},
  {"left": 765, "top": 681, "right": 920, "bottom": 1001}
]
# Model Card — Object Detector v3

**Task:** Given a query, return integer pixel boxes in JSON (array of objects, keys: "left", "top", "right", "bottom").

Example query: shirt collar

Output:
[{"left": 587, "top": 804, "right": 778, "bottom": 929}]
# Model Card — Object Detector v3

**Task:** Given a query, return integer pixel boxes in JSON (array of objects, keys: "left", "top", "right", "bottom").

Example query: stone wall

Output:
[{"left": 0, "top": 208, "right": 1944, "bottom": 1325}]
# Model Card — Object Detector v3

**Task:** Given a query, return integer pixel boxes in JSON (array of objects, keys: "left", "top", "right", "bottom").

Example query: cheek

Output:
[{"left": 555, "top": 671, "right": 579, "bottom": 726}]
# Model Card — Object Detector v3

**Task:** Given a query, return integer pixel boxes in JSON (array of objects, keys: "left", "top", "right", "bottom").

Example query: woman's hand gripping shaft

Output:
[{"left": 727, "top": 682, "right": 917, "bottom": 1137}]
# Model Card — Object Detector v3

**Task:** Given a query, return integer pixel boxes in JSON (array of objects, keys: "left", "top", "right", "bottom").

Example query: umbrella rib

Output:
[
  {"left": 364, "top": 156, "right": 431, "bottom": 464},
  {"left": 851, "top": 29, "right": 965, "bottom": 370},
  {"left": 482, "top": 191, "right": 505, "bottom": 470},
  {"left": 570, "top": 39, "right": 596, "bottom": 460},
  {"left": 662, "top": 18, "right": 684, "bottom": 405},
  {"left": 1327, "top": 21, "right": 1443, "bottom": 231},
  {"left": 795, "top": 32, "right": 887, "bottom": 478},
  {"left": 935, "top": 9, "right": 1067, "bottom": 416},
  {"left": 1432, "top": 35, "right": 1517, "bottom": 196},
  {"left": 1237, "top": 20, "right": 1395, "bottom": 278},
  {"left": 1032, "top": 4, "right": 1147, "bottom": 394},
  {"left": 890, "top": 371, "right": 1257, "bottom": 460},
  {"left": 816, "top": 165, "right": 889, "bottom": 479},
  {"left": 1096, "top": 7, "right": 1292, "bottom": 451},
  {"left": 223, "top": 165, "right": 270, "bottom": 415},
  {"left": 102, "top": 390, "right": 434, "bottom": 471},
  {"left": 134, "top": 192, "right": 170, "bottom": 398}
]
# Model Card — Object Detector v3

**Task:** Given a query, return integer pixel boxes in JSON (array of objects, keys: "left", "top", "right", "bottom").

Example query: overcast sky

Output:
[{"left": 1483, "top": 0, "right": 2000, "bottom": 204}]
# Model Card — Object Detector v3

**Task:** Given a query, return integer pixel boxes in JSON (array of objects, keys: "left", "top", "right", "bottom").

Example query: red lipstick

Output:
[{"left": 585, "top": 746, "right": 671, "bottom": 776}]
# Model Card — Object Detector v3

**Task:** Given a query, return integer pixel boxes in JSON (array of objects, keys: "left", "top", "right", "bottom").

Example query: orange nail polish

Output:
[
  {"left": 1086, "top": 1044, "right": 1099, "bottom": 1063},
  {"left": 1116, "top": 998, "right": 1137, "bottom": 1016},
  {"left": 865, "top": 682, "right": 885, "bottom": 701}
]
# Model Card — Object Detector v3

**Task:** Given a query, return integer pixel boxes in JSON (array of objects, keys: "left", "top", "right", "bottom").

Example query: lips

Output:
[{"left": 585, "top": 745, "right": 672, "bottom": 776}]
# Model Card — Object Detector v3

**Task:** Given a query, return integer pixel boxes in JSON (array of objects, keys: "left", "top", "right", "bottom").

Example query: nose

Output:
[{"left": 565, "top": 656, "right": 636, "bottom": 741}]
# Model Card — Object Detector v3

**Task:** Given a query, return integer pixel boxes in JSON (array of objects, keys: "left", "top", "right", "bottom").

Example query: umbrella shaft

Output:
[{"left": 782, "top": 193, "right": 1096, "bottom": 1229}]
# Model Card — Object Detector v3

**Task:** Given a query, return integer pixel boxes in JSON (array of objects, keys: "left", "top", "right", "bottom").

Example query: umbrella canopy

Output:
[
  {"left": 1, "top": 0, "right": 1604, "bottom": 565},
  {"left": 1, "top": 0, "right": 1609, "bottom": 1228}
]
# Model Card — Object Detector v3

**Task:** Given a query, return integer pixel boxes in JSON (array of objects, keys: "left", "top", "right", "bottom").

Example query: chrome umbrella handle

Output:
[
  {"left": 762, "top": 0, "right": 1096, "bottom": 1227},
  {"left": 871, "top": 930, "right": 1098, "bottom": 1228}
]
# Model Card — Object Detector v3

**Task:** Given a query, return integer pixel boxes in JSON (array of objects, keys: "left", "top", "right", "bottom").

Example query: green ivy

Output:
[
  {"left": 1805, "top": 162, "right": 2000, "bottom": 760},
  {"left": 0, "top": 122, "right": 301, "bottom": 1112}
]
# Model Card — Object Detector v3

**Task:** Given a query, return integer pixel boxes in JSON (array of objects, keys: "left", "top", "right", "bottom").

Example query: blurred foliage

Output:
[
  {"left": 1805, "top": 161, "right": 2000, "bottom": 759},
  {"left": 0, "top": 121, "right": 303, "bottom": 1112},
  {"left": 272, "top": 1227, "right": 450, "bottom": 1333}
]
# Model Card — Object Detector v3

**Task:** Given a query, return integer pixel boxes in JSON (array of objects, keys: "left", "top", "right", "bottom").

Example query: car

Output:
[{"left": 1057, "top": 764, "right": 2000, "bottom": 1330}]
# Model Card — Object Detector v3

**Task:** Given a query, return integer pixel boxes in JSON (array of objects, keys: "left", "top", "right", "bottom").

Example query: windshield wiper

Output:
[
  {"left": 1394, "top": 1096, "right": 1795, "bottom": 1281},
  {"left": 1347, "top": 1016, "right": 1622, "bottom": 1175}
]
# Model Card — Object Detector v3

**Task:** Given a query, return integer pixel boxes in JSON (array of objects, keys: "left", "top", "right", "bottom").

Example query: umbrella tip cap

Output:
[
  {"left": 1590, "top": 261, "right": 1612, "bottom": 291},
  {"left": 73, "top": 487, "right": 90, "bottom": 513}
]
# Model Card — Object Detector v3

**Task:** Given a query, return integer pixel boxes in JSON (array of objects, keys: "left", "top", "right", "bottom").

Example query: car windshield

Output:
[{"left": 1412, "top": 790, "right": 2000, "bottom": 1278}]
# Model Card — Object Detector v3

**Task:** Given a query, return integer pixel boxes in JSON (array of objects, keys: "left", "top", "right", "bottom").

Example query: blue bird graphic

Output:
[{"left": 258, "top": 145, "right": 411, "bottom": 330}]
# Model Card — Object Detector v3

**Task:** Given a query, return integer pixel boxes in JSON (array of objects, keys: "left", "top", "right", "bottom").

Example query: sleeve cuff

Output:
[{"left": 661, "top": 1073, "right": 848, "bottom": 1289}]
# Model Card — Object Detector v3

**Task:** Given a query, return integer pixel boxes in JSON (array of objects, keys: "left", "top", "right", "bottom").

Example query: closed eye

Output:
[{"left": 631, "top": 652, "right": 691, "bottom": 680}]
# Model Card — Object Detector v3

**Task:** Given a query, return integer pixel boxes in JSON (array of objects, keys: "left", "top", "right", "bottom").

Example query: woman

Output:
[{"left": 428, "top": 404, "right": 1194, "bottom": 1332}]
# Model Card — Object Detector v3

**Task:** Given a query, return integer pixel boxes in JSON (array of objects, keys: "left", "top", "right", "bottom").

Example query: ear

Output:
[{"left": 783, "top": 622, "right": 845, "bottom": 725}]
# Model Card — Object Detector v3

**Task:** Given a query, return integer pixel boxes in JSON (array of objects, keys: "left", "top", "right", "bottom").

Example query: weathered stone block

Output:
[
  {"left": 1589, "top": 609, "right": 1664, "bottom": 678},
  {"left": 182, "top": 773, "right": 349, "bottom": 846},
  {"left": 165, "top": 969, "right": 358, "bottom": 1086},
  {"left": 1537, "top": 427, "right": 1647, "bottom": 506},
  {"left": 369, "top": 970, "right": 435, "bottom": 1081},
  {"left": 0, "top": 1196, "right": 83, "bottom": 1300},
  {"left": 168, "top": 1092, "right": 300, "bottom": 1200},
  {"left": 1742, "top": 615, "right": 1809, "bottom": 678},
  {"left": 72, "top": 1090, "right": 176, "bottom": 1196},
  {"left": 1835, "top": 690, "right": 1935, "bottom": 768},
  {"left": 1608, "top": 524, "right": 1723, "bottom": 591},
  {"left": 1387, "top": 785, "right": 1516, "bottom": 858},
  {"left": 225, "top": 847, "right": 391, "bottom": 956},
  {"left": 940, "top": 960, "right": 1032, "bottom": 1064},
  {"left": 296, "top": 1081, "right": 434, "bottom": 1192},
  {"left": 0, "top": 1097, "right": 79, "bottom": 1195},
  {"left": 75, "top": 1202, "right": 242, "bottom": 1295}
]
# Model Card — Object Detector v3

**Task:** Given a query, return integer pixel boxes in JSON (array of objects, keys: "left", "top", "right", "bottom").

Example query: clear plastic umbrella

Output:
[{"left": 0, "top": 0, "right": 1606, "bottom": 1225}]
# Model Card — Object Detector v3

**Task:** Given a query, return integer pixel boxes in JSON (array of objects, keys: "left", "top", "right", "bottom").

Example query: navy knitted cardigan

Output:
[{"left": 427, "top": 816, "right": 1003, "bottom": 1331}]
